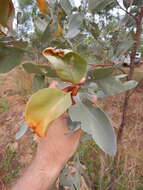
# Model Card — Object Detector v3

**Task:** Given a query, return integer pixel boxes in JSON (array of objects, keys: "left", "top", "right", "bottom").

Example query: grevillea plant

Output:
[
  {"left": 0, "top": 0, "right": 141, "bottom": 188},
  {"left": 18, "top": 47, "right": 137, "bottom": 156}
]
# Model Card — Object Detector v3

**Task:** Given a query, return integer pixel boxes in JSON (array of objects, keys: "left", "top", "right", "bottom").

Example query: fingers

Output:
[{"left": 49, "top": 81, "right": 58, "bottom": 88}]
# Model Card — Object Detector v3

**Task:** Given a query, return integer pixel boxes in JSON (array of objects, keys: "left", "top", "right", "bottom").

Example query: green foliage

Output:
[
  {"left": 32, "top": 73, "right": 45, "bottom": 91},
  {"left": 0, "top": 38, "right": 27, "bottom": 73},
  {"left": 59, "top": 154, "right": 82, "bottom": 189},
  {"left": 59, "top": 165, "right": 81, "bottom": 189},
  {"left": 65, "top": 13, "right": 84, "bottom": 39},
  {"left": 18, "top": 0, "right": 34, "bottom": 8},
  {"left": 86, "top": 21, "right": 100, "bottom": 39},
  {"left": 43, "top": 49, "right": 87, "bottom": 83},
  {"left": 89, "top": 67, "right": 115, "bottom": 80},
  {"left": 23, "top": 62, "right": 43, "bottom": 74},
  {"left": 114, "top": 39, "right": 134, "bottom": 58},
  {"left": 60, "top": 0, "right": 73, "bottom": 15},
  {"left": 121, "top": 14, "right": 136, "bottom": 28},
  {"left": 95, "top": 75, "right": 137, "bottom": 96},
  {"left": 69, "top": 100, "right": 117, "bottom": 156},
  {"left": 88, "top": 0, "right": 115, "bottom": 13},
  {"left": 15, "top": 123, "right": 28, "bottom": 140},
  {"left": 23, "top": 62, "right": 58, "bottom": 77},
  {"left": 0, "top": 46, "right": 25, "bottom": 73}
]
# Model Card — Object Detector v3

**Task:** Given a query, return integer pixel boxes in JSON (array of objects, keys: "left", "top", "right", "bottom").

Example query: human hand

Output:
[
  {"left": 12, "top": 115, "right": 82, "bottom": 190},
  {"left": 12, "top": 81, "right": 96, "bottom": 190},
  {"left": 36, "top": 114, "right": 82, "bottom": 168}
]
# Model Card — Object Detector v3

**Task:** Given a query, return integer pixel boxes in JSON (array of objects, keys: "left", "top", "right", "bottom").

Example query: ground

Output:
[
  {"left": 0, "top": 68, "right": 35, "bottom": 189},
  {"left": 0, "top": 67, "right": 143, "bottom": 190}
]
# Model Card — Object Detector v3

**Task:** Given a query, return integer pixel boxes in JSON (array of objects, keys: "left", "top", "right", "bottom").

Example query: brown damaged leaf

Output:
[{"left": 43, "top": 48, "right": 87, "bottom": 83}]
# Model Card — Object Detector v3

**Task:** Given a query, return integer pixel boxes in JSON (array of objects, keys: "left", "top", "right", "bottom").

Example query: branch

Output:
[
  {"left": 115, "top": 0, "right": 135, "bottom": 19},
  {"left": 88, "top": 63, "right": 114, "bottom": 67},
  {"left": 0, "top": 30, "right": 7, "bottom": 36},
  {"left": 89, "top": 63, "right": 126, "bottom": 75},
  {"left": 0, "top": 30, "right": 15, "bottom": 40},
  {"left": 117, "top": 67, "right": 126, "bottom": 74}
]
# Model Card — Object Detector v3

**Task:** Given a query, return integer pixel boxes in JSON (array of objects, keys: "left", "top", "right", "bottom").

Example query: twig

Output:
[
  {"left": 117, "top": 67, "right": 126, "bottom": 74},
  {"left": 88, "top": 63, "right": 114, "bottom": 67},
  {"left": 0, "top": 30, "right": 8, "bottom": 36},
  {"left": 89, "top": 63, "right": 126, "bottom": 75},
  {"left": 115, "top": 0, "right": 135, "bottom": 19}
]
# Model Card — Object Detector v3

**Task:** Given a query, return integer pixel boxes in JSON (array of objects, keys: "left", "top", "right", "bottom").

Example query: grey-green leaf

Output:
[
  {"left": 89, "top": 67, "right": 115, "bottom": 80},
  {"left": 0, "top": 47, "right": 24, "bottom": 73},
  {"left": 23, "top": 62, "right": 42, "bottom": 74},
  {"left": 69, "top": 100, "right": 117, "bottom": 156},
  {"left": 32, "top": 74, "right": 45, "bottom": 91},
  {"left": 115, "top": 39, "right": 134, "bottom": 58},
  {"left": 96, "top": 75, "right": 137, "bottom": 96},
  {"left": 23, "top": 63, "right": 58, "bottom": 78},
  {"left": 60, "top": 0, "right": 73, "bottom": 15},
  {"left": 88, "top": 0, "right": 115, "bottom": 13},
  {"left": 15, "top": 123, "right": 28, "bottom": 140},
  {"left": 65, "top": 13, "right": 83, "bottom": 39}
]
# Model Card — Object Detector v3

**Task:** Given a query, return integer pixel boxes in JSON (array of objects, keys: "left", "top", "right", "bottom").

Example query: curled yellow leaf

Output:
[{"left": 25, "top": 88, "right": 72, "bottom": 137}]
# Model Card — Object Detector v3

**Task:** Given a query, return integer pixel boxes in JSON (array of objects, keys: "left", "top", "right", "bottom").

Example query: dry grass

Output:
[
  {"left": 79, "top": 90, "right": 143, "bottom": 190},
  {"left": 11, "top": 67, "right": 33, "bottom": 96},
  {"left": 98, "top": 91, "right": 143, "bottom": 190}
]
